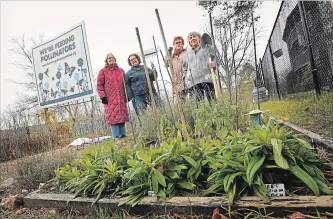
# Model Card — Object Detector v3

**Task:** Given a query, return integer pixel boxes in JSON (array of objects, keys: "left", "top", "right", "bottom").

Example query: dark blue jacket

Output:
[{"left": 125, "top": 65, "right": 158, "bottom": 101}]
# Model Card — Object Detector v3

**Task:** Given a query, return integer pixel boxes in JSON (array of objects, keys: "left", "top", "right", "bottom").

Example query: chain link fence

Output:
[{"left": 261, "top": 1, "right": 333, "bottom": 97}]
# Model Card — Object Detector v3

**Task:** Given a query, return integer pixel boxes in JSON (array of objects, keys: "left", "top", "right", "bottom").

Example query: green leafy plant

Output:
[
  {"left": 205, "top": 120, "right": 332, "bottom": 205},
  {"left": 52, "top": 117, "right": 332, "bottom": 207}
]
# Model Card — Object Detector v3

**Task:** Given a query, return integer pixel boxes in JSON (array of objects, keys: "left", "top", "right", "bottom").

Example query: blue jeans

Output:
[{"left": 111, "top": 123, "right": 126, "bottom": 138}]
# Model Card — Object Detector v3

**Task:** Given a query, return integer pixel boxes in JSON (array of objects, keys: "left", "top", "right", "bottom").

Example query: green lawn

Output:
[{"left": 260, "top": 92, "right": 333, "bottom": 139}]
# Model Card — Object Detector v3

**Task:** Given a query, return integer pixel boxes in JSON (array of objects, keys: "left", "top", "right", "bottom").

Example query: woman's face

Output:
[
  {"left": 106, "top": 54, "right": 116, "bottom": 65},
  {"left": 189, "top": 34, "right": 200, "bottom": 48},
  {"left": 129, "top": 55, "right": 139, "bottom": 66},
  {"left": 174, "top": 39, "right": 184, "bottom": 50}
]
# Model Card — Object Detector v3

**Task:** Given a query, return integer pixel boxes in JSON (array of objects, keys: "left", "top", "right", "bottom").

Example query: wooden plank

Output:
[
  {"left": 278, "top": 120, "right": 333, "bottom": 151},
  {"left": 24, "top": 191, "right": 333, "bottom": 216}
]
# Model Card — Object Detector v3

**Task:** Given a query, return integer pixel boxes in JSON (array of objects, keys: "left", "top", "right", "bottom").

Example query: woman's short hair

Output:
[
  {"left": 187, "top": 31, "right": 201, "bottom": 45},
  {"left": 173, "top": 36, "right": 184, "bottom": 45},
  {"left": 104, "top": 53, "right": 117, "bottom": 64},
  {"left": 127, "top": 53, "right": 141, "bottom": 66}
]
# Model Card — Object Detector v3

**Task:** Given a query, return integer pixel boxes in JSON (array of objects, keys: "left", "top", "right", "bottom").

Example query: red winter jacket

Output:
[{"left": 97, "top": 66, "right": 129, "bottom": 125}]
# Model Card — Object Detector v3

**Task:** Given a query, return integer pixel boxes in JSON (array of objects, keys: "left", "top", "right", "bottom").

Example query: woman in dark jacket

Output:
[
  {"left": 97, "top": 53, "right": 128, "bottom": 140},
  {"left": 125, "top": 53, "right": 159, "bottom": 116}
]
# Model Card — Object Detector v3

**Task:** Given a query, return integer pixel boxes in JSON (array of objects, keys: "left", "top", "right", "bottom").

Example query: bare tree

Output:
[
  {"left": 198, "top": 1, "right": 262, "bottom": 102},
  {"left": 9, "top": 35, "right": 45, "bottom": 110}
]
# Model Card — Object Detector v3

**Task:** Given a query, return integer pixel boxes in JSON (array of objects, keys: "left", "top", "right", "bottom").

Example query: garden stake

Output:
[
  {"left": 149, "top": 61, "right": 161, "bottom": 96},
  {"left": 90, "top": 96, "right": 100, "bottom": 144},
  {"left": 251, "top": 5, "right": 261, "bottom": 125},
  {"left": 121, "top": 70, "right": 137, "bottom": 144},
  {"left": 135, "top": 27, "right": 161, "bottom": 142},
  {"left": 43, "top": 108, "right": 53, "bottom": 152},
  {"left": 159, "top": 49, "right": 175, "bottom": 113},
  {"left": 208, "top": 11, "right": 223, "bottom": 100},
  {"left": 168, "top": 47, "right": 176, "bottom": 112},
  {"left": 153, "top": 35, "right": 176, "bottom": 128},
  {"left": 155, "top": 8, "right": 189, "bottom": 138},
  {"left": 159, "top": 50, "right": 172, "bottom": 83},
  {"left": 226, "top": 2, "right": 238, "bottom": 130},
  {"left": 160, "top": 50, "right": 179, "bottom": 116}
]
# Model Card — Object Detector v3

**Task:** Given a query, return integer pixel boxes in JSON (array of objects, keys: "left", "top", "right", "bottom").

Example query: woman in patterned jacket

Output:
[{"left": 97, "top": 53, "right": 129, "bottom": 140}]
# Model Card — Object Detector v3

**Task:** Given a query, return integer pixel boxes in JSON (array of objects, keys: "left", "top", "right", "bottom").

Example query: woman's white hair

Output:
[{"left": 187, "top": 31, "right": 201, "bottom": 45}]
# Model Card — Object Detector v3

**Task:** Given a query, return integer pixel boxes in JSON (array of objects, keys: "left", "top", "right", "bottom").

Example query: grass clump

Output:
[{"left": 13, "top": 150, "right": 78, "bottom": 190}]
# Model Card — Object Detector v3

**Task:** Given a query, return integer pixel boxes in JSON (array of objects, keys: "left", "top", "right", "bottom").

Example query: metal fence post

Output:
[
  {"left": 268, "top": 40, "right": 281, "bottom": 100},
  {"left": 259, "top": 58, "right": 266, "bottom": 85},
  {"left": 298, "top": 1, "right": 321, "bottom": 95}
]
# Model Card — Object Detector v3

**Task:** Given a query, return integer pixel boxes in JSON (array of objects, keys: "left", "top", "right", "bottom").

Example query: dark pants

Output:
[
  {"left": 133, "top": 94, "right": 160, "bottom": 116},
  {"left": 187, "top": 82, "right": 215, "bottom": 101},
  {"left": 176, "top": 90, "right": 187, "bottom": 101}
]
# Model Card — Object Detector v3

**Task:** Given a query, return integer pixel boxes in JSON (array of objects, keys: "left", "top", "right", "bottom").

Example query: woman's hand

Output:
[{"left": 209, "top": 61, "right": 216, "bottom": 69}]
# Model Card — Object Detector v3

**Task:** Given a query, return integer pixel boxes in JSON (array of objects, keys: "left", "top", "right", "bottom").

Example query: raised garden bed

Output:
[
  {"left": 24, "top": 190, "right": 333, "bottom": 217},
  {"left": 25, "top": 119, "right": 333, "bottom": 216}
]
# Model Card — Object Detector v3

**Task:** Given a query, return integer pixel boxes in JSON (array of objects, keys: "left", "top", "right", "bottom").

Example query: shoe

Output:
[{"left": 111, "top": 136, "right": 119, "bottom": 141}]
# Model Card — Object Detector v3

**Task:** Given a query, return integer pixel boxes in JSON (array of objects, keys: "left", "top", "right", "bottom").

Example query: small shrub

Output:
[
  {"left": 132, "top": 97, "right": 250, "bottom": 142},
  {"left": 14, "top": 150, "right": 78, "bottom": 190}
]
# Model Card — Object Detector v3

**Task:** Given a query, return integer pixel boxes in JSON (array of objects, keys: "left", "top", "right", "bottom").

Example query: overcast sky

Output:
[{"left": 0, "top": 1, "right": 281, "bottom": 112}]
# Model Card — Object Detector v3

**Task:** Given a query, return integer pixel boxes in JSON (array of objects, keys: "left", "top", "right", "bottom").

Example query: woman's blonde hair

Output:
[{"left": 104, "top": 53, "right": 117, "bottom": 64}]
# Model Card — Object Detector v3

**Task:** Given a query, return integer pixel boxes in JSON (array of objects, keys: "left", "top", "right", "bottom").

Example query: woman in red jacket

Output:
[{"left": 97, "top": 53, "right": 129, "bottom": 140}]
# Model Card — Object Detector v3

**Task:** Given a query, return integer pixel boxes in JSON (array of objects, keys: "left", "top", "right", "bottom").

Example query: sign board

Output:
[
  {"left": 32, "top": 21, "right": 94, "bottom": 108},
  {"left": 265, "top": 184, "right": 286, "bottom": 197}
]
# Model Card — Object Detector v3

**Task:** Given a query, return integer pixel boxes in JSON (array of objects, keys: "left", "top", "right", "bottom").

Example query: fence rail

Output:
[{"left": 260, "top": 1, "right": 333, "bottom": 97}]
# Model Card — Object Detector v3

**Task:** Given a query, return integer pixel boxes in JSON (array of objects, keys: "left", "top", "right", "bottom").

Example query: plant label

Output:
[
  {"left": 147, "top": 190, "right": 156, "bottom": 197},
  {"left": 265, "top": 184, "right": 285, "bottom": 197}
]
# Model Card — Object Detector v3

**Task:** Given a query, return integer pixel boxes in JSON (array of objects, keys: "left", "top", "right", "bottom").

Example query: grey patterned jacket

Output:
[{"left": 182, "top": 45, "right": 215, "bottom": 89}]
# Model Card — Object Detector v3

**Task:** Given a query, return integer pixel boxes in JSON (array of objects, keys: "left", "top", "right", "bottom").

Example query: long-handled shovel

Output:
[{"left": 201, "top": 33, "right": 222, "bottom": 100}]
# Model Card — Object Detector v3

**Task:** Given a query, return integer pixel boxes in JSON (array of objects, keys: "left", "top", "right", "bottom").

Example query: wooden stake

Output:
[
  {"left": 44, "top": 108, "right": 53, "bottom": 151},
  {"left": 155, "top": 9, "right": 188, "bottom": 138},
  {"left": 135, "top": 27, "right": 161, "bottom": 141},
  {"left": 153, "top": 36, "right": 176, "bottom": 127}
]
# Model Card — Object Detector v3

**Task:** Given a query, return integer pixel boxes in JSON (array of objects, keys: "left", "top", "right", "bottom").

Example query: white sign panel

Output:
[
  {"left": 32, "top": 21, "right": 94, "bottom": 108},
  {"left": 265, "top": 184, "right": 286, "bottom": 197}
]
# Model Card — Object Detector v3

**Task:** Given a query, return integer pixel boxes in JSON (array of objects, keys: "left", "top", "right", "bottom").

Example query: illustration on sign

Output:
[{"left": 32, "top": 21, "right": 94, "bottom": 108}]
